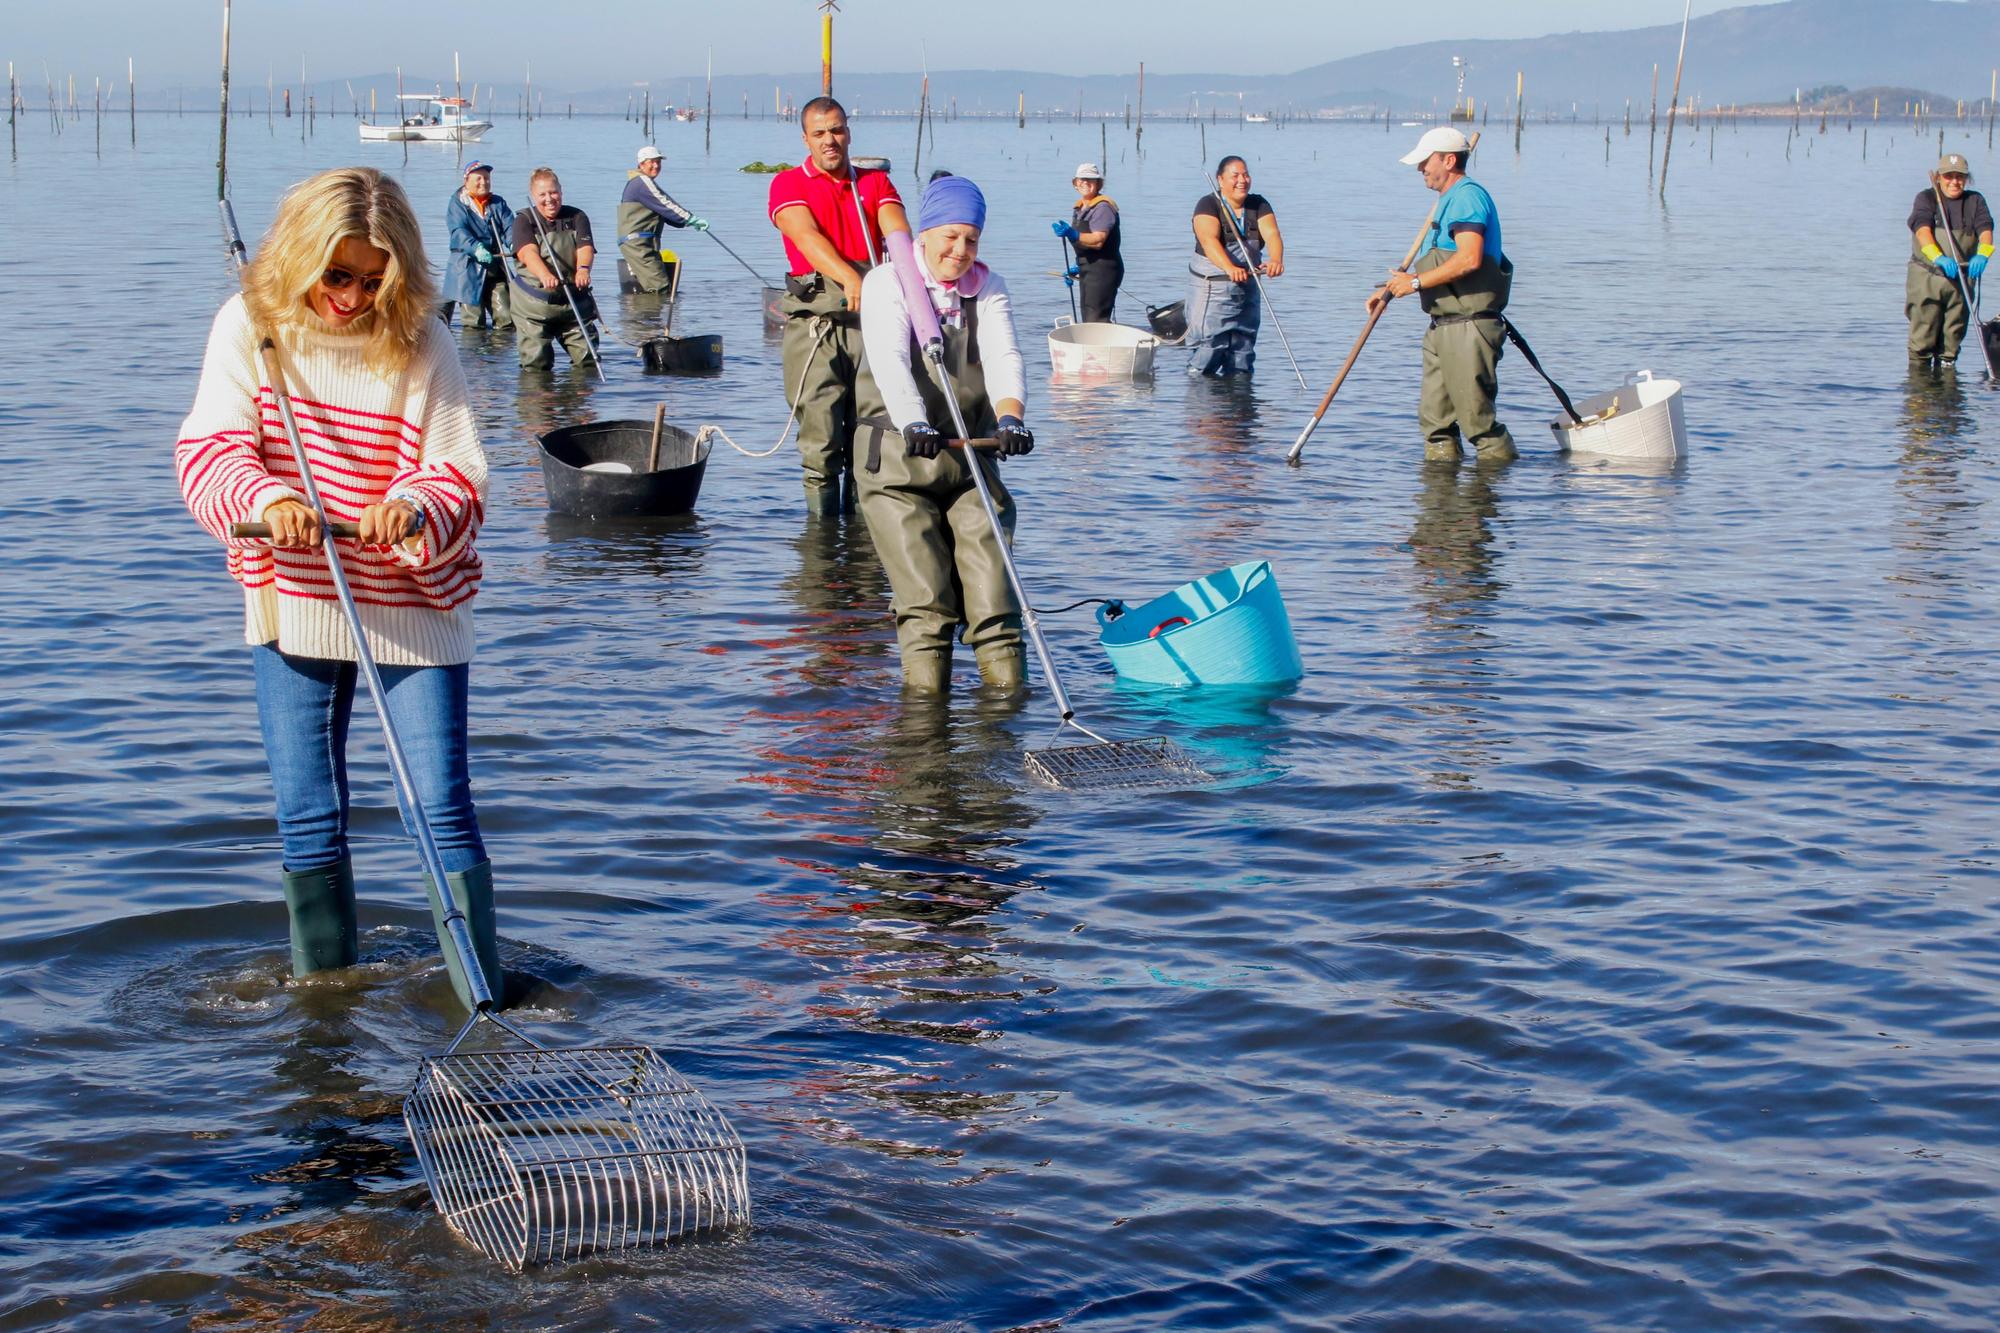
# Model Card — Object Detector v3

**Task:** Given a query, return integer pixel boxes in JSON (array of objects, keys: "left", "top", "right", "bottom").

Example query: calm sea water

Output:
[{"left": 4, "top": 105, "right": 2000, "bottom": 1329}]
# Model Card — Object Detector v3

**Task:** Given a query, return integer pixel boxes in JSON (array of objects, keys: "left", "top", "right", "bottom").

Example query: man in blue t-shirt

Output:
[{"left": 1369, "top": 127, "right": 1517, "bottom": 463}]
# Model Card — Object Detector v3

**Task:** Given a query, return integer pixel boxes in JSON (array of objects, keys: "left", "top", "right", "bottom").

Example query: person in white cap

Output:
[
  {"left": 1908, "top": 154, "right": 1993, "bottom": 368},
  {"left": 1368, "top": 126, "right": 1516, "bottom": 463},
  {"left": 618, "top": 145, "right": 708, "bottom": 295},
  {"left": 1052, "top": 163, "right": 1123, "bottom": 322}
]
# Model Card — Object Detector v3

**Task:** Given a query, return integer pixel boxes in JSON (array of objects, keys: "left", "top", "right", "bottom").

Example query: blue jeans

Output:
[
  {"left": 252, "top": 644, "right": 485, "bottom": 874},
  {"left": 1186, "top": 265, "right": 1261, "bottom": 377}
]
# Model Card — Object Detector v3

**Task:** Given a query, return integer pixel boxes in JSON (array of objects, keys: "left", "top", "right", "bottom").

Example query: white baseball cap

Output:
[
  {"left": 1073, "top": 162, "right": 1104, "bottom": 180},
  {"left": 1399, "top": 126, "right": 1472, "bottom": 165},
  {"left": 636, "top": 145, "right": 664, "bottom": 164}
]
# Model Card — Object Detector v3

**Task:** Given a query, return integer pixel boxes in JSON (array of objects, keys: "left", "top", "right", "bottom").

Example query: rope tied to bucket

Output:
[{"left": 702, "top": 314, "right": 835, "bottom": 459}]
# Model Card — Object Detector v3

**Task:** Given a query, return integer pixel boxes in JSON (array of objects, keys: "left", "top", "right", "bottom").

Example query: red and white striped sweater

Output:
[{"left": 176, "top": 295, "right": 489, "bottom": 666}]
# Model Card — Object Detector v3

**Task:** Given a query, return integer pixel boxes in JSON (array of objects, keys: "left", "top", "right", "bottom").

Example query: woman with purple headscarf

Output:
[{"left": 856, "top": 174, "right": 1036, "bottom": 695}]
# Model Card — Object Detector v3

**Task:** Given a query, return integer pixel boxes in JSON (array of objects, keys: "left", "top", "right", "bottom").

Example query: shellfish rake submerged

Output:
[
  {"left": 1024, "top": 728, "right": 1212, "bottom": 791},
  {"left": 406, "top": 1015, "right": 749, "bottom": 1272}
]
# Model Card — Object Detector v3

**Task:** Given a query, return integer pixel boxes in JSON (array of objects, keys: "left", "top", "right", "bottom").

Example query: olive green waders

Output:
[
  {"left": 1908, "top": 208, "right": 1980, "bottom": 361},
  {"left": 618, "top": 196, "right": 677, "bottom": 295},
  {"left": 854, "top": 301, "right": 1025, "bottom": 693},
  {"left": 512, "top": 217, "right": 599, "bottom": 370},
  {"left": 782, "top": 270, "right": 875, "bottom": 515},
  {"left": 1414, "top": 241, "right": 1517, "bottom": 463}
]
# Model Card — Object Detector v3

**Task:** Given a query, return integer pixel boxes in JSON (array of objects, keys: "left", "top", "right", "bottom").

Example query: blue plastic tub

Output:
[{"left": 1096, "top": 561, "right": 1303, "bottom": 687}]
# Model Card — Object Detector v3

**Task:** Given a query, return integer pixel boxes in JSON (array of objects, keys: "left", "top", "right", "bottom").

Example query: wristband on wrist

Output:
[
  {"left": 1980, "top": 243, "right": 1995, "bottom": 258},
  {"left": 1923, "top": 242, "right": 1945, "bottom": 262}
]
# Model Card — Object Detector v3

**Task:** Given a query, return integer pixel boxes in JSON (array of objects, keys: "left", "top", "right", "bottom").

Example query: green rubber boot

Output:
[
  {"left": 425, "top": 860, "right": 502, "bottom": 1011},
  {"left": 901, "top": 646, "right": 953, "bottom": 695},
  {"left": 280, "top": 858, "right": 358, "bottom": 977},
  {"left": 975, "top": 642, "right": 1027, "bottom": 694}
]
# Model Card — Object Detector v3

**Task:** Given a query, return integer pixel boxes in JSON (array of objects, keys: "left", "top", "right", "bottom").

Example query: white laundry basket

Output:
[
  {"left": 1550, "top": 369, "right": 1687, "bottom": 461},
  {"left": 1047, "top": 317, "right": 1159, "bottom": 379}
]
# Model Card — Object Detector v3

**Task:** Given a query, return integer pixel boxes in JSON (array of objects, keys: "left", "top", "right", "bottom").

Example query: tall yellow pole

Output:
[{"left": 821, "top": 11, "right": 832, "bottom": 95}]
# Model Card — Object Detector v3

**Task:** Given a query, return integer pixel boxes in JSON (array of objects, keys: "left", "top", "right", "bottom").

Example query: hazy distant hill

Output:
[{"left": 294, "top": 0, "right": 2000, "bottom": 120}]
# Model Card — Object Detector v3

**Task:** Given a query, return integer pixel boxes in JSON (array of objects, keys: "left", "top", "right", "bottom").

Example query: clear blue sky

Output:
[{"left": 11, "top": 1, "right": 1779, "bottom": 89}]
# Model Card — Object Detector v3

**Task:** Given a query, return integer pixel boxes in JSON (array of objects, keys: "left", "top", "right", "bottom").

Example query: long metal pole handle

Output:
[
  {"left": 705, "top": 229, "right": 776, "bottom": 286},
  {"left": 1210, "top": 184, "right": 1307, "bottom": 390},
  {"left": 1930, "top": 175, "right": 1996, "bottom": 377},
  {"left": 526, "top": 206, "right": 609, "bottom": 383},
  {"left": 256, "top": 339, "right": 496, "bottom": 1011},
  {"left": 923, "top": 345, "right": 1076, "bottom": 722}
]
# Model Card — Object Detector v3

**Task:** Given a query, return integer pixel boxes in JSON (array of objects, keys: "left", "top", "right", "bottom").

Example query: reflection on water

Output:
[
  {"left": 541, "top": 512, "right": 711, "bottom": 589},
  {"left": 1403, "top": 460, "right": 1503, "bottom": 790},
  {"left": 1895, "top": 366, "right": 1981, "bottom": 592},
  {"left": 776, "top": 518, "right": 894, "bottom": 694}
]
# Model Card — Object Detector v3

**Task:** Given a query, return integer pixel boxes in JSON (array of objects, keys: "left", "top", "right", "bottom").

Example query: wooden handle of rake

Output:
[
  {"left": 648, "top": 403, "right": 666, "bottom": 472},
  {"left": 1287, "top": 131, "right": 1477, "bottom": 465},
  {"left": 231, "top": 520, "right": 362, "bottom": 539}
]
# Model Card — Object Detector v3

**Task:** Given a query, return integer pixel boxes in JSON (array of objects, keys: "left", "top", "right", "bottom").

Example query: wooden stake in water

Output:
[
  {"left": 1647, "top": 62, "right": 1659, "bottom": 183},
  {"left": 1136, "top": 61, "right": 1144, "bottom": 156},
  {"left": 1658, "top": 0, "right": 1691, "bottom": 199},
  {"left": 820, "top": 1, "right": 834, "bottom": 95},
  {"left": 1514, "top": 70, "right": 1523, "bottom": 153},
  {"left": 217, "top": 0, "right": 231, "bottom": 201},
  {"left": 128, "top": 57, "right": 134, "bottom": 145},
  {"left": 1018, "top": 91, "right": 1025, "bottom": 129},
  {"left": 705, "top": 47, "right": 713, "bottom": 153}
]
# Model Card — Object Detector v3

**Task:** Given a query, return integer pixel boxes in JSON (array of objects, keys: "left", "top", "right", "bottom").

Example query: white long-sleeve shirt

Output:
[{"left": 860, "top": 253, "right": 1027, "bottom": 435}]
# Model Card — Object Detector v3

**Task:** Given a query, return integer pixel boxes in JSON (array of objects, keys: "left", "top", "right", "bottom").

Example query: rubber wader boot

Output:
[
  {"left": 425, "top": 860, "right": 502, "bottom": 1011},
  {"left": 281, "top": 858, "right": 359, "bottom": 977},
  {"left": 975, "top": 642, "right": 1027, "bottom": 694},
  {"left": 902, "top": 647, "right": 953, "bottom": 695}
]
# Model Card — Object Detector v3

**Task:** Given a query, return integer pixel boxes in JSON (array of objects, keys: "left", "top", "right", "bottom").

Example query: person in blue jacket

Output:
[{"left": 441, "top": 162, "right": 515, "bottom": 330}]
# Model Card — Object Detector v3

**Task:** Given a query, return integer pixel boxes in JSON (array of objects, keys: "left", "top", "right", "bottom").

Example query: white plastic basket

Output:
[
  {"left": 1047, "top": 316, "right": 1159, "bottom": 380},
  {"left": 1549, "top": 369, "right": 1687, "bottom": 461}
]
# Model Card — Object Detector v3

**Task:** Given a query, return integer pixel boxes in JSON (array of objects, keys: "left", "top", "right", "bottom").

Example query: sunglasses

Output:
[{"left": 321, "top": 266, "right": 386, "bottom": 295}]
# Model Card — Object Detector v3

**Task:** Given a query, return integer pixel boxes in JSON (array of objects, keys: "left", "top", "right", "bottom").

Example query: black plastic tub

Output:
[
  {"left": 640, "top": 333, "right": 724, "bottom": 375},
  {"left": 1146, "top": 300, "right": 1188, "bottom": 343},
  {"left": 538, "top": 420, "right": 711, "bottom": 520}
]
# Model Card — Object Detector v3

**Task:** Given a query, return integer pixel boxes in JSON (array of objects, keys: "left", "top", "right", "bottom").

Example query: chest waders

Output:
[
  {"left": 514, "top": 213, "right": 603, "bottom": 379},
  {"left": 1073, "top": 197, "right": 1124, "bottom": 323},
  {"left": 1909, "top": 194, "right": 1983, "bottom": 363},
  {"left": 854, "top": 299, "right": 1019, "bottom": 690},
  {"left": 1413, "top": 219, "right": 1518, "bottom": 461},
  {"left": 618, "top": 180, "right": 683, "bottom": 295}
]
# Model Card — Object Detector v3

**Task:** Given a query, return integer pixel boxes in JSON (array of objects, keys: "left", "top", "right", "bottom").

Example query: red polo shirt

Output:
[{"left": 768, "top": 158, "right": 902, "bottom": 277}]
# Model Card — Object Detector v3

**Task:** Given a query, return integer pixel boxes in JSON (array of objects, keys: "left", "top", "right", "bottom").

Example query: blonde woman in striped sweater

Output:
[{"left": 176, "top": 167, "right": 499, "bottom": 1009}]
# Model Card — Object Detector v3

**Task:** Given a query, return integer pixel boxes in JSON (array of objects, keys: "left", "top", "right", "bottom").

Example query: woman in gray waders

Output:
[
  {"left": 855, "top": 174, "right": 1036, "bottom": 694},
  {"left": 507, "top": 167, "right": 600, "bottom": 371},
  {"left": 1908, "top": 153, "right": 1994, "bottom": 369}
]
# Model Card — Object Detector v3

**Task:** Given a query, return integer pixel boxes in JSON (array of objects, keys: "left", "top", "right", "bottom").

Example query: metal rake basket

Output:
[
  {"left": 406, "top": 1028, "right": 750, "bottom": 1272},
  {"left": 1025, "top": 732, "right": 1214, "bottom": 792}
]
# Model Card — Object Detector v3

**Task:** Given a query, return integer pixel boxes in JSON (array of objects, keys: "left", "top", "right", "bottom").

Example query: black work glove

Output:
[
  {"left": 995, "top": 414, "right": 1035, "bottom": 458},
  {"left": 903, "top": 421, "right": 944, "bottom": 460}
]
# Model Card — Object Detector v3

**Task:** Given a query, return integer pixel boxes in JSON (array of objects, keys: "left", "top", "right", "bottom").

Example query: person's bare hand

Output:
[
  {"left": 540, "top": 272, "right": 560, "bottom": 290},
  {"left": 1262, "top": 256, "right": 1284, "bottom": 278},
  {"left": 1365, "top": 289, "right": 1391, "bottom": 317},
  {"left": 359, "top": 499, "right": 419, "bottom": 546},
  {"left": 840, "top": 273, "right": 864, "bottom": 312},
  {"left": 262, "top": 498, "right": 321, "bottom": 548},
  {"left": 1225, "top": 262, "right": 1250, "bottom": 284}
]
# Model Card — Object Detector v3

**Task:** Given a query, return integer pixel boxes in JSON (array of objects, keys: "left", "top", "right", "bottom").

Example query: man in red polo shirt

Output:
[{"left": 769, "top": 96, "right": 910, "bottom": 516}]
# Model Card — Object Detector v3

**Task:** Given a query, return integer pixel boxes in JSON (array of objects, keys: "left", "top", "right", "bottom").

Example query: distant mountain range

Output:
[{"left": 241, "top": 0, "right": 2000, "bottom": 119}]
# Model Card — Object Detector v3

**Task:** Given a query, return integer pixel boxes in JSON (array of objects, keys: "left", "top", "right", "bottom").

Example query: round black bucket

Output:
[
  {"left": 538, "top": 420, "right": 711, "bottom": 519},
  {"left": 640, "top": 333, "right": 724, "bottom": 375},
  {"left": 1146, "top": 300, "right": 1188, "bottom": 343}
]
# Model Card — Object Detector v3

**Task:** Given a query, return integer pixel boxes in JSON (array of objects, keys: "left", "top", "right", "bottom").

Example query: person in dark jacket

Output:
[
  {"left": 1908, "top": 153, "right": 1994, "bottom": 368},
  {"left": 440, "top": 162, "right": 514, "bottom": 330},
  {"left": 1053, "top": 163, "right": 1122, "bottom": 323}
]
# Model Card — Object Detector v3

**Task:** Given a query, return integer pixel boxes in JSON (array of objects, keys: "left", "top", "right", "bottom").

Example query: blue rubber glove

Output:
[
  {"left": 1971, "top": 253, "right": 1990, "bottom": 280},
  {"left": 903, "top": 422, "right": 944, "bottom": 460},
  {"left": 473, "top": 244, "right": 493, "bottom": 264},
  {"left": 1937, "top": 253, "right": 1961, "bottom": 280},
  {"left": 994, "top": 414, "right": 1034, "bottom": 458},
  {"left": 1052, "top": 220, "right": 1080, "bottom": 242},
  {"left": 689, "top": 216, "right": 710, "bottom": 232}
]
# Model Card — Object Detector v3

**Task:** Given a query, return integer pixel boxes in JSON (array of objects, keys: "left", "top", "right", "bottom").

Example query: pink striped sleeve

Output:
[
  {"left": 175, "top": 298, "right": 298, "bottom": 547},
  {"left": 387, "top": 326, "right": 489, "bottom": 574}
]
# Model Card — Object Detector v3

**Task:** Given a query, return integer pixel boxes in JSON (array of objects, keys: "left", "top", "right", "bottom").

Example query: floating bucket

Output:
[
  {"left": 538, "top": 419, "right": 710, "bottom": 520},
  {"left": 1550, "top": 369, "right": 1687, "bottom": 462},
  {"left": 1096, "top": 561, "right": 1303, "bottom": 688},
  {"left": 1145, "top": 300, "right": 1188, "bottom": 343},
  {"left": 641, "top": 333, "right": 724, "bottom": 374},
  {"left": 1047, "top": 316, "right": 1158, "bottom": 380}
]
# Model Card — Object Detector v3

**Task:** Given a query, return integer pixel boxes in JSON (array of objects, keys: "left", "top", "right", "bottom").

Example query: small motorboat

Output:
[
  {"left": 359, "top": 95, "right": 491, "bottom": 143},
  {"left": 538, "top": 419, "right": 711, "bottom": 520}
]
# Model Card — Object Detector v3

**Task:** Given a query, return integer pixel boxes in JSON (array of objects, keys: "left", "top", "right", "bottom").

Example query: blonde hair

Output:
[
  {"left": 242, "top": 167, "right": 438, "bottom": 375},
  {"left": 528, "top": 166, "right": 560, "bottom": 192}
]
